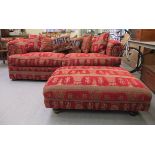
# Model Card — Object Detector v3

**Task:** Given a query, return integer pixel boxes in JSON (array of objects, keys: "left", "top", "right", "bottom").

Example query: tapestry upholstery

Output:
[
  {"left": 43, "top": 66, "right": 152, "bottom": 111},
  {"left": 81, "top": 35, "right": 92, "bottom": 53},
  {"left": 106, "top": 40, "right": 124, "bottom": 56},
  {"left": 9, "top": 66, "right": 58, "bottom": 80},
  {"left": 53, "top": 35, "right": 71, "bottom": 52},
  {"left": 27, "top": 37, "right": 41, "bottom": 52},
  {"left": 62, "top": 53, "right": 121, "bottom": 66},
  {"left": 8, "top": 39, "right": 29, "bottom": 56},
  {"left": 69, "top": 37, "right": 83, "bottom": 52},
  {"left": 91, "top": 32, "right": 109, "bottom": 53},
  {"left": 7, "top": 35, "right": 124, "bottom": 81},
  {"left": 40, "top": 37, "right": 54, "bottom": 52},
  {"left": 8, "top": 52, "right": 65, "bottom": 67}
]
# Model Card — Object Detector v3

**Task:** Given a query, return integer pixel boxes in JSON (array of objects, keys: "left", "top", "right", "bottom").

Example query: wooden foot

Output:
[
  {"left": 53, "top": 109, "right": 62, "bottom": 114},
  {"left": 129, "top": 111, "right": 138, "bottom": 116}
]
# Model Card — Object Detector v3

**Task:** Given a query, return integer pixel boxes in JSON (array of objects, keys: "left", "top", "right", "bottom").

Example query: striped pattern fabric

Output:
[
  {"left": 8, "top": 52, "right": 65, "bottom": 67},
  {"left": 62, "top": 53, "right": 121, "bottom": 66},
  {"left": 43, "top": 66, "right": 152, "bottom": 111},
  {"left": 9, "top": 66, "right": 58, "bottom": 80}
]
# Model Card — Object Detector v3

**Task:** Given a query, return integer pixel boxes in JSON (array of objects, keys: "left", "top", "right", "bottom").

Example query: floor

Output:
[{"left": 0, "top": 61, "right": 155, "bottom": 125}]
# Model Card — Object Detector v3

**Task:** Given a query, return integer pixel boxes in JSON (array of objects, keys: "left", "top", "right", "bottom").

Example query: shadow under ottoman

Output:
[{"left": 43, "top": 66, "right": 152, "bottom": 114}]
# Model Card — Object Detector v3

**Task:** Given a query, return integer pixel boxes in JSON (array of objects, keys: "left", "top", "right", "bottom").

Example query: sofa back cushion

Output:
[
  {"left": 91, "top": 32, "right": 109, "bottom": 53},
  {"left": 81, "top": 35, "right": 92, "bottom": 53},
  {"left": 8, "top": 39, "right": 29, "bottom": 56},
  {"left": 27, "top": 38, "right": 41, "bottom": 52},
  {"left": 27, "top": 34, "right": 43, "bottom": 52}
]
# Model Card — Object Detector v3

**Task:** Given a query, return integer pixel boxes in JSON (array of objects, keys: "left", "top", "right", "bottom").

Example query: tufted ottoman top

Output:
[{"left": 43, "top": 66, "right": 152, "bottom": 111}]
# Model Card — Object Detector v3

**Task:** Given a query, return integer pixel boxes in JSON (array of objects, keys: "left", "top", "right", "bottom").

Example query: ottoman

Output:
[{"left": 43, "top": 66, "right": 152, "bottom": 114}]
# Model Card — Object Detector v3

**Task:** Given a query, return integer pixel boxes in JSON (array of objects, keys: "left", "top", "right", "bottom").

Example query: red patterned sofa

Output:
[
  {"left": 43, "top": 66, "right": 152, "bottom": 114},
  {"left": 7, "top": 33, "right": 123, "bottom": 80}
]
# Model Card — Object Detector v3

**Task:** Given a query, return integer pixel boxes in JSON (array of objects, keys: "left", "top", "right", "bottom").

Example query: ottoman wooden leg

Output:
[
  {"left": 53, "top": 109, "right": 62, "bottom": 114},
  {"left": 129, "top": 111, "right": 139, "bottom": 116}
]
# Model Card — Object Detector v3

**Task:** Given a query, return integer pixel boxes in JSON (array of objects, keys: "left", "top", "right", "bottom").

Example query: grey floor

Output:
[{"left": 0, "top": 61, "right": 155, "bottom": 125}]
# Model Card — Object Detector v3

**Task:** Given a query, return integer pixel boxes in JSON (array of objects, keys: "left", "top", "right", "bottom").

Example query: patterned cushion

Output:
[
  {"left": 8, "top": 52, "right": 65, "bottom": 67},
  {"left": 43, "top": 66, "right": 152, "bottom": 111},
  {"left": 53, "top": 35, "right": 71, "bottom": 52},
  {"left": 8, "top": 39, "right": 29, "bottom": 56},
  {"left": 81, "top": 35, "right": 92, "bottom": 53},
  {"left": 106, "top": 40, "right": 123, "bottom": 56},
  {"left": 69, "top": 37, "right": 83, "bottom": 52},
  {"left": 62, "top": 53, "right": 121, "bottom": 66},
  {"left": 27, "top": 38, "right": 41, "bottom": 52},
  {"left": 91, "top": 33, "right": 109, "bottom": 53},
  {"left": 40, "top": 37, "right": 54, "bottom": 52}
]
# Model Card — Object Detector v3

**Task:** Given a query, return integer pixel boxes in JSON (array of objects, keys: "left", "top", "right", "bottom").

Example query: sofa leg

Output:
[
  {"left": 53, "top": 109, "right": 62, "bottom": 114},
  {"left": 129, "top": 111, "right": 139, "bottom": 116}
]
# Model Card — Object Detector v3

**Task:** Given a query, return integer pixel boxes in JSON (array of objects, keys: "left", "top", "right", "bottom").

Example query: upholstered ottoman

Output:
[{"left": 43, "top": 66, "right": 152, "bottom": 115}]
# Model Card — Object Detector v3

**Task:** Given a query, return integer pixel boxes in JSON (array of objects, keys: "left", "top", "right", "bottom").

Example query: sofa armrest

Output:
[
  {"left": 7, "top": 38, "right": 29, "bottom": 56},
  {"left": 106, "top": 40, "right": 124, "bottom": 57}
]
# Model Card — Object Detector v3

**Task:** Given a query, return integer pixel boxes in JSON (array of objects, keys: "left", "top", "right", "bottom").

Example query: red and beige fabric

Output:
[
  {"left": 28, "top": 34, "right": 39, "bottom": 39},
  {"left": 69, "top": 37, "right": 83, "bottom": 53},
  {"left": 62, "top": 53, "right": 121, "bottom": 66},
  {"left": 9, "top": 66, "right": 58, "bottom": 80},
  {"left": 43, "top": 66, "right": 152, "bottom": 111},
  {"left": 40, "top": 35, "right": 71, "bottom": 52},
  {"left": 81, "top": 35, "right": 92, "bottom": 53},
  {"left": 106, "top": 40, "right": 124, "bottom": 56},
  {"left": 8, "top": 52, "right": 65, "bottom": 67},
  {"left": 91, "top": 33, "right": 109, "bottom": 53},
  {"left": 27, "top": 34, "right": 43, "bottom": 52},
  {"left": 8, "top": 39, "right": 29, "bottom": 56},
  {"left": 40, "top": 37, "right": 54, "bottom": 52},
  {"left": 27, "top": 37, "right": 41, "bottom": 52}
]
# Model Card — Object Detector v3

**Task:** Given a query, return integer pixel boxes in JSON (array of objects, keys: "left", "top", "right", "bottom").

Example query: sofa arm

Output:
[
  {"left": 7, "top": 38, "right": 29, "bottom": 56},
  {"left": 106, "top": 40, "right": 124, "bottom": 57}
]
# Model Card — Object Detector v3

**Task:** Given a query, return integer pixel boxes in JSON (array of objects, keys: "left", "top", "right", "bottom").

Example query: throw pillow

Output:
[
  {"left": 40, "top": 37, "right": 54, "bottom": 52},
  {"left": 69, "top": 37, "right": 83, "bottom": 52},
  {"left": 53, "top": 35, "right": 70, "bottom": 52},
  {"left": 81, "top": 35, "right": 92, "bottom": 53},
  {"left": 91, "top": 32, "right": 109, "bottom": 53},
  {"left": 27, "top": 37, "right": 41, "bottom": 52}
]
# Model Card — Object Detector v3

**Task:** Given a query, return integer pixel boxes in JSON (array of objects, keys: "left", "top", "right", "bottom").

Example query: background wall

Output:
[
  {"left": 25, "top": 29, "right": 81, "bottom": 36},
  {"left": 26, "top": 29, "right": 44, "bottom": 34}
]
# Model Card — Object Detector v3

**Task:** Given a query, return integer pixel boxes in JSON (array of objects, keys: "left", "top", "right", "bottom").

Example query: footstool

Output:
[{"left": 43, "top": 66, "right": 152, "bottom": 114}]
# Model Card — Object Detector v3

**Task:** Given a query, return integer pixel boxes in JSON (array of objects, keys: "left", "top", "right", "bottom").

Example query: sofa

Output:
[{"left": 7, "top": 33, "right": 123, "bottom": 80}]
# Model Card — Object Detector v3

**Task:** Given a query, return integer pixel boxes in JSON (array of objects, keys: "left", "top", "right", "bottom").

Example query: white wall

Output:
[
  {"left": 26, "top": 29, "right": 44, "bottom": 34},
  {"left": 25, "top": 29, "right": 81, "bottom": 36}
]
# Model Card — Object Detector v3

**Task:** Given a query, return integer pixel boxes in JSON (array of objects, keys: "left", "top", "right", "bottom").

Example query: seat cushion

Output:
[
  {"left": 43, "top": 66, "right": 152, "bottom": 111},
  {"left": 62, "top": 53, "right": 121, "bottom": 66},
  {"left": 8, "top": 52, "right": 65, "bottom": 67}
]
